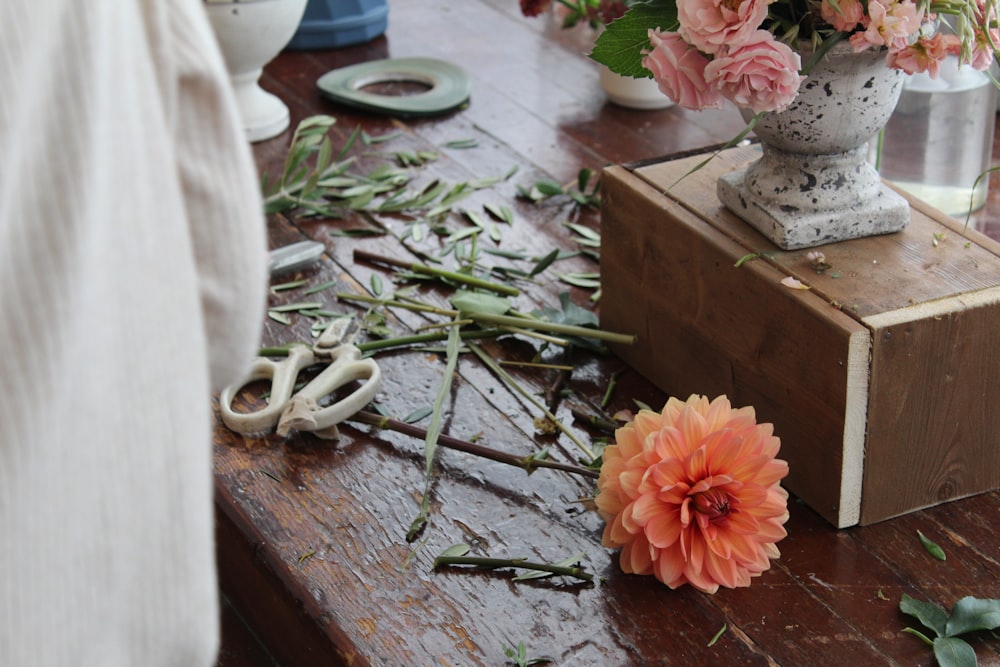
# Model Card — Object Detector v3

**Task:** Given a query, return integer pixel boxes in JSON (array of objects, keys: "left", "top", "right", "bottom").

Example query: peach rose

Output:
[
  {"left": 595, "top": 395, "right": 789, "bottom": 594},
  {"left": 704, "top": 30, "right": 805, "bottom": 113},
  {"left": 642, "top": 29, "right": 725, "bottom": 110},
  {"left": 677, "top": 0, "right": 772, "bottom": 55}
]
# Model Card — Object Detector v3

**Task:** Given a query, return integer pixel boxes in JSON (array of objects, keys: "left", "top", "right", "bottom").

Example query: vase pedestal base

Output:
[
  {"left": 716, "top": 145, "right": 911, "bottom": 250},
  {"left": 600, "top": 145, "right": 1000, "bottom": 527}
]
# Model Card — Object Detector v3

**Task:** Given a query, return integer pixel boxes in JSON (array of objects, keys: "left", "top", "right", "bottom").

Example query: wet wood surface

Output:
[{"left": 213, "top": 1, "right": 1000, "bottom": 665}]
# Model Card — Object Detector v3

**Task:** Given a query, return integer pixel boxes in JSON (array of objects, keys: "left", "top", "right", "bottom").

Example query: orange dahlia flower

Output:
[{"left": 595, "top": 395, "right": 789, "bottom": 594}]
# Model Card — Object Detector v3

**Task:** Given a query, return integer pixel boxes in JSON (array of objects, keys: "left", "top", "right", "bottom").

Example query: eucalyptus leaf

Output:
[
  {"left": 451, "top": 290, "right": 511, "bottom": 316},
  {"left": 403, "top": 406, "right": 434, "bottom": 424},
  {"left": 370, "top": 273, "right": 383, "bottom": 296},
  {"left": 946, "top": 597, "right": 1000, "bottom": 637},
  {"left": 439, "top": 543, "right": 471, "bottom": 558},
  {"left": 529, "top": 248, "right": 560, "bottom": 277},
  {"left": 564, "top": 221, "right": 601, "bottom": 242},
  {"left": 933, "top": 637, "right": 978, "bottom": 667},
  {"left": 900, "top": 593, "right": 949, "bottom": 638},
  {"left": 532, "top": 180, "right": 565, "bottom": 196}
]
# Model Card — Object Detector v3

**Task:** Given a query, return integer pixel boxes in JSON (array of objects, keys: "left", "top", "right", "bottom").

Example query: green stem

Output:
[
  {"left": 433, "top": 555, "right": 593, "bottom": 582},
  {"left": 468, "top": 343, "right": 596, "bottom": 462},
  {"left": 902, "top": 627, "right": 936, "bottom": 647},
  {"left": 468, "top": 312, "right": 635, "bottom": 345},
  {"left": 335, "top": 292, "right": 458, "bottom": 316},
  {"left": 355, "top": 249, "right": 520, "bottom": 296}
]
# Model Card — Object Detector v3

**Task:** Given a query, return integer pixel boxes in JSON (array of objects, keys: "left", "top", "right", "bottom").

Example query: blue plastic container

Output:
[{"left": 287, "top": 0, "right": 388, "bottom": 50}]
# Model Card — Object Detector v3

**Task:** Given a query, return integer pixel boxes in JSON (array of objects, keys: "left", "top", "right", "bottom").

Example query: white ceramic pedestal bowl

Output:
[
  {"left": 598, "top": 66, "right": 674, "bottom": 110},
  {"left": 206, "top": 0, "right": 308, "bottom": 142}
]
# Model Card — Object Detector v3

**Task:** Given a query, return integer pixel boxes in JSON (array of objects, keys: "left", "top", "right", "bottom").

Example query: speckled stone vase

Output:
[{"left": 717, "top": 43, "right": 910, "bottom": 250}]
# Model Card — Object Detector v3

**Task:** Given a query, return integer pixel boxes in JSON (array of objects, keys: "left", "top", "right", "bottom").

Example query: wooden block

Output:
[{"left": 600, "top": 145, "right": 1000, "bottom": 527}]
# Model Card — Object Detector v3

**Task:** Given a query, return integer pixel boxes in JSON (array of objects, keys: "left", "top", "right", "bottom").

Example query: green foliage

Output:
[
  {"left": 589, "top": 0, "right": 678, "bottom": 78},
  {"left": 901, "top": 594, "right": 1000, "bottom": 667}
]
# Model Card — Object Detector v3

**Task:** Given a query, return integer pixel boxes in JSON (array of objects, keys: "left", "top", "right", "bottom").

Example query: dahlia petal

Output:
[
  {"left": 726, "top": 508, "right": 762, "bottom": 536},
  {"left": 653, "top": 545, "right": 688, "bottom": 587},
  {"left": 605, "top": 511, "right": 634, "bottom": 545},
  {"left": 703, "top": 395, "right": 733, "bottom": 431},
  {"left": 645, "top": 506, "right": 684, "bottom": 548},
  {"left": 733, "top": 484, "right": 770, "bottom": 509},
  {"left": 649, "top": 454, "right": 686, "bottom": 488},
  {"left": 631, "top": 410, "right": 663, "bottom": 442},
  {"left": 652, "top": 426, "right": 690, "bottom": 462},
  {"left": 594, "top": 487, "right": 624, "bottom": 518},
  {"left": 685, "top": 446, "right": 709, "bottom": 482},
  {"left": 630, "top": 491, "right": 671, "bottom": 525},
  {"left": 620, "top": 533, "right": 656, "bottom": 575},
  {"left": 677, "top": 404, "right": 709, "bottom": 451},
  {"left": 613, "top": 426, "right": 643, "bottom": 459},
  {"left": 753, "top": 459, "right": 790, "bottom": 487},
  {"left": 702, "top": 527, "right": 731, "bottom": 559},
  {"left": 703, "top": 547, "right": 741, "bottom": 588},
  {"left": 618, "top": 468, "right": 646, "bottom": 498}
]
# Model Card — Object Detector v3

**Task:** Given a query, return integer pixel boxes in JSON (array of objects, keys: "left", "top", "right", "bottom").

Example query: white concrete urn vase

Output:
[
  {"left": 717, "top": 43, "right": 910, "bottom": 250},
  {"left": 206, "top": 0, "right": 308, "bottom": 142}
]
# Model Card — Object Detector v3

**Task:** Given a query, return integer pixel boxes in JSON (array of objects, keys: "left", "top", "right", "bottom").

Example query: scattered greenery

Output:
[
  {"left": 503, "top": 641, "right": 554, "bottom": 667},
  {"left": 517, "top": 168, "right": 601, "bottom": 207},
  {"left": 900, "top": 594, "right": 1000, "bottom": 667}
]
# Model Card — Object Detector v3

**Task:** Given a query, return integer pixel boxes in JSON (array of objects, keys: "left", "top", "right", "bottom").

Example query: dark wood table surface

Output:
[{"left": 213, "top": 2, "right": 1000, "bottom": 665}]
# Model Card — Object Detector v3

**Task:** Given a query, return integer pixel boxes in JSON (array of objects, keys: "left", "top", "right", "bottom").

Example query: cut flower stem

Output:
[
  {"left": 354, "top": 249, "right": 520, "bottom": 296},
  {"left": 348, "top": 410, "right": 599, "bottom": 479},
  {"left": 433, "top": 554, "right": 594, "bottom": 582}
]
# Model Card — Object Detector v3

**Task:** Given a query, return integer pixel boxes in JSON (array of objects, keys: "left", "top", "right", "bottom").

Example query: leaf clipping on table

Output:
[
  {"left": 945, "top": 597, "right": 1000, "bottom": 637},
  {"left": 932, "top": 636, "right": 977, "bottom": 667},
  {"left": 917, "top": 529, "right": 947, "bottom": 561},
  {"left": 900, "top": 593, "right": 949, "bottom": 638}
]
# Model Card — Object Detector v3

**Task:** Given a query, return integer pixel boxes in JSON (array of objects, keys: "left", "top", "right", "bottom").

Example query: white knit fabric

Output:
[{"left": 0, "top": 1, "right": 268, "bottom": 665}]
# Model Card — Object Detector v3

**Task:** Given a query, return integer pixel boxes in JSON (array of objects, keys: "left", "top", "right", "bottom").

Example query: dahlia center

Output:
[{"left": 692, "top": 488, "right": 739, "bottom": 522}]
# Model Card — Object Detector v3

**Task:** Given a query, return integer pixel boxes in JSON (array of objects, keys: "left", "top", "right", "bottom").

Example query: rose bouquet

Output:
[{"left": 590, "top": 0, "right": 1000, "bottom": 113}]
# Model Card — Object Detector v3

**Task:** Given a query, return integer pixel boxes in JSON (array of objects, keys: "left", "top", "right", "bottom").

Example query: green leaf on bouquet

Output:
[{"left": 590, "top": 0, "right": 678, "bottom": 78}]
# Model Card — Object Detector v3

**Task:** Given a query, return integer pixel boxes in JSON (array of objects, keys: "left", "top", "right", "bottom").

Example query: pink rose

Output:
[
  {"left": 704, "top": 30, "right": 805, "bottom": 113},
  {"left": 820, "top": 0, "right": 865, "bottom": 31},
  {"left": 642, "top": 29, "right": 726, "bottom": 110},
  {"left": 677, "top": 0, "right": 772, "bottom": 55}
]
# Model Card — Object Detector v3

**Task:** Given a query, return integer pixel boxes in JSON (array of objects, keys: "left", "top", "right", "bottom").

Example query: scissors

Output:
[{"left": 220, "top": 318, "right": 381, "bottom": 439}]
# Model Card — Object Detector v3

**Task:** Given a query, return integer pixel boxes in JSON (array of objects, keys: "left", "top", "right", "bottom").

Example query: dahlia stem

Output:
[
  {"left": 433, "top": 555, "right": 594, "bottom": 582},
  {"left": 348, "top": 410, "right": 599, "bottom": 479}
]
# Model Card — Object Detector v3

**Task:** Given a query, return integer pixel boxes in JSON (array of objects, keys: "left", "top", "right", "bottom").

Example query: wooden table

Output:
[{"left": 213, "top": 2, "right": 1000, "bottom": 665}]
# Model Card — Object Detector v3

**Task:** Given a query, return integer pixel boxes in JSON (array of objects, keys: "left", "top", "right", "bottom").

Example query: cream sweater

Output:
[{"left": 0, "top": 1, "right": 268, "bottom": 665}]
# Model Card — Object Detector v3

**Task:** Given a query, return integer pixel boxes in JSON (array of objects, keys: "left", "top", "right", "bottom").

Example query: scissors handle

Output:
[
  {"left": 276, "top": 345, "right": 381, "bottom": 437},
  {"left": 219, "top": 345, "right": 316, "bottom": 434}
]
